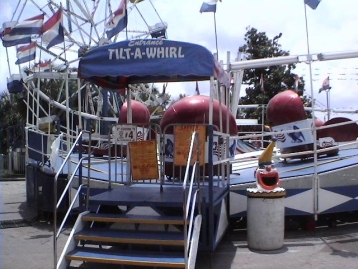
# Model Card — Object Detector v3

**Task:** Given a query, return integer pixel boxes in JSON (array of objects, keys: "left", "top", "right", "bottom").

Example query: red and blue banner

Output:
[
  {"left": 34, "top": 60, "right": 51, "bottom": 72},
  {"left": 1, "top": 14, "right": 44, "bottom": 47},
  {"left": 106, "top": 0, "right": 128, "bottom": 39},
  {"left": 15, "top": 42, "right": 37, "bottom": 64},
  {"left": 42, "top": 8, "right": 64, "bottom": 49}
]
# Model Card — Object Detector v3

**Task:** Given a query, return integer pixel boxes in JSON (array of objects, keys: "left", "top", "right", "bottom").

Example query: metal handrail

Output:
[
  {"left": 56, "top": 156, "right": 88, "bottom": 210},
  {"left": 56, "top": 183, "right": 88, "bottom": 238},
  {"left": 182, "top": 131, "right": 202, "bottom": 268},
  {"left": 53, "top": 130, "right": 91, "bottom": 269},
  {"left": 186, "top": 163, "right": 200, "bottom": 251}
]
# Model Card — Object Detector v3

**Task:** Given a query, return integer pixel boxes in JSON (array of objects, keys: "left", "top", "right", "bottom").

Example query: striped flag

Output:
[
  {"left": 200, "top": 0, "right": 222, "bottom": 13},
  {"left": 106, "top": 0, "right": 128, "bottom": 39},
  {"left": 15, "top": 42, "right": 37, "bottom": 64},
  {"left": 34, "top": 60, "right": 51, "bottom": 72},
  {"left": 319, "top": 76, "right": 331, "bottom": 93},
  {"left": 274, "top": 132, "right": 286, "bottom": 143},
  {"left": 1, "top": 14, "right": 44, "bottom": 47},
  {"left": 260, "top": 74, "right": 265, "bottom": 93},
  {"left": 42, "top": 8, "right": 64, "bottom": 49},
  {"left": 137, "top": 131, "right": 144, "bottom": 141},
  {"left": 294, "top": 75, "right": 301, "bottom": 92}
]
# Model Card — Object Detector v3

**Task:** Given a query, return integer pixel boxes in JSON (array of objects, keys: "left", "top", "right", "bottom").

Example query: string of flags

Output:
[
  {"left": 1, "top": 8, "right": 64, "bottom": 66},
  {"left": 1, "top": 0, "right": 131, "bottom": 66}
]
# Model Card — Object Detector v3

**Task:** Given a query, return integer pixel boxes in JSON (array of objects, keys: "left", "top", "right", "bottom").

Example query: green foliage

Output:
[
  {"left": 169, "top": 93, "right": 186, "bottom": 107},
  {"left": 0, "top": 91, "right": 26, "bottom": 153},
  {"left": 238, "top": 27, "right": 311, "bottom": 124}
]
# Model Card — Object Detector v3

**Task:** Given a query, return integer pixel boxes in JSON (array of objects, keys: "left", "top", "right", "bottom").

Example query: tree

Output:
[
  {"left": 0, "top": 91, "right": 26, "bottom": 153},
  {"left": 168, "top": 93, "right": 186, "bottom": 107},
  {"left": 238, "top": 27, "right": 311, "bottom": 124}
]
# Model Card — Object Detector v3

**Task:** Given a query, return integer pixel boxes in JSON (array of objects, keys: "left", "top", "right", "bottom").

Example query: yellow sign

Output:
[
  {"left": 129, "top": 140, "right": 159, "bottom": 180},
  {"left": 174, "top": 125, "right": 206, "bottom": 166}
]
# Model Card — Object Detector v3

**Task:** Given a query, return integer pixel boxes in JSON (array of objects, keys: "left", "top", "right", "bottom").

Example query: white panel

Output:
[
  {"left": 229, "top": 191, "right": 248, "bottom": 215},
  {"left": 318, "top": 188, "right": 352, "bottom": 213},
  {"left": 215, "top": 200, "right": 229, "bottom": 244},
  {"left": 126, "top": 206, "right": 160, "bottom": 216},
  {"left": 188, "top": 215, "right": 202, "bottom": 269},
  {"left": 284, "top": 189, "right": 314, "bottom": 214}
]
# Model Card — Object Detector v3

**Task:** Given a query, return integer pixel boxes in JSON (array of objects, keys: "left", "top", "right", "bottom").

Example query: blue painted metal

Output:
[
  {"left": 78, "top": 39, "right": 229, "bottom": 89},
  {"left": 207, "top": 125, "right": 215, "bottom": 251}
]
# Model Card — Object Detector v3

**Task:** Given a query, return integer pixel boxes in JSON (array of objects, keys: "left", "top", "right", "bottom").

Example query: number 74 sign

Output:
[{"left": 112, "top": 125, "right": 137, "bottom": 142}]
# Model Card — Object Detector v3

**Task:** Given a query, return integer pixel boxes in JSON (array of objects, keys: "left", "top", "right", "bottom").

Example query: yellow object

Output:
[{"left": 258, "top": 139, "right": 276, "bottom": 165}]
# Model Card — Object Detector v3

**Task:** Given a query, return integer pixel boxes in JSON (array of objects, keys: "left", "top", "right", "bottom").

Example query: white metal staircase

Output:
[
  {"left": 54, "top": 131, "right": 203, "bottom": 269},
  {"left": 58, "top": 211, "right": 201, "bottom": 268}
]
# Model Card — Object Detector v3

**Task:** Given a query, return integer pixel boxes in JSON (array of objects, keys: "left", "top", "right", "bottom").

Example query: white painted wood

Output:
[
  {"left": 187, "top": 215, "right": 202, "bottom": 269},
  {"left": 57, "top": 211, "right": 89, "bottom": 269}
]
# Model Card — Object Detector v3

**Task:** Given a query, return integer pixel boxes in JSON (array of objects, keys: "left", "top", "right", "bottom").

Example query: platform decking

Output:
[{"left": 89, "top": 184, "right": 228, "bottom": 208}]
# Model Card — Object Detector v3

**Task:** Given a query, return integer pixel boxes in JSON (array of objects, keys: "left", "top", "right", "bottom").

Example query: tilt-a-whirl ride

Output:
[{"left": 3, "top": 1, "right": 358, "bottom": 268}]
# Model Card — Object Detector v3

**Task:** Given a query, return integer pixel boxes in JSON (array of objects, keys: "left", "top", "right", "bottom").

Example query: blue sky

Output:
[{"left": 1, "top": 0, "right": 358, "bottom": 121}]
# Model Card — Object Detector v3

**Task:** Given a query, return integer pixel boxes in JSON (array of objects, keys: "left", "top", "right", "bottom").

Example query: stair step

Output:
[
  {"left": 75, "top": 229, "right": 184, "bottom": 246},
  {"left": 66, "top": 247, "right": 186, "bottom": 268},
  {"left": 82, "top": 213, "right": 184, "bottom": 225}
]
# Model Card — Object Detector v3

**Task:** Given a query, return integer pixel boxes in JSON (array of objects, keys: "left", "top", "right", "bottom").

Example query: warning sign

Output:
[
  {"left": 129, "top": 140, "right": 159, "bottom": 180},
  {"left": 173, "top": 125, "right": 205, "bottom": 166}
]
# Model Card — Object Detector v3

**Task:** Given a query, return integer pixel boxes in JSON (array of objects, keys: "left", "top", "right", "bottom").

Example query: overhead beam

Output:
[{"left": 230, "top": 50, "right": 358, "bottom": 70}]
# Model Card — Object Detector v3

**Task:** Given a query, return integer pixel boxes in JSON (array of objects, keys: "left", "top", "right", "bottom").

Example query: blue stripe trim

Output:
[
  {"left": 2, "top": 36, "right": 32, "bottom": 47},
  {"left": 16, "top": 53, "right": 36, "bottom": 64},
  {"left": 9, "top": 27, "right": 42, "bottom": 36}
]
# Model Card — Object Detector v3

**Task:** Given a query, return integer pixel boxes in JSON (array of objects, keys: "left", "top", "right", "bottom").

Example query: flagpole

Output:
[
  {"left": 304, "top": 1, "right": 319, "bottom": 221},
  {"left": 326, "top": 89, "right": 330, "bottom": 120},
  {"left": 213, "top": 12, "right": 219, "bottom": 59},
  {"left": 213, "top": 11, "right": 223, "bottom": 132}
]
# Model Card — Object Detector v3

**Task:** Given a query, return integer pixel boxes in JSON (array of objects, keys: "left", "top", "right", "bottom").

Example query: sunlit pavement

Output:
[{"left": 1, "top": 180, "right": 358, "bottom": 269}]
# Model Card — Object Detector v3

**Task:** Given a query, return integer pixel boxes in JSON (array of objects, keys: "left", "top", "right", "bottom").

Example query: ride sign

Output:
[
  {"left": 112, "top": 125, "right": 137, "bottom": 142},
  {"left": 129, "top": 140, "right": 159, "bottom": 180},
  {"left": 173, "top": 125, "right": 206, "bottom": 166}
]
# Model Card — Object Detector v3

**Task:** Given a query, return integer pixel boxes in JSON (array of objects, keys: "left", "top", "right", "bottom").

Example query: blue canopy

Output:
[{"left": 78, "top": 39, "right": 229, "bottom": 89}]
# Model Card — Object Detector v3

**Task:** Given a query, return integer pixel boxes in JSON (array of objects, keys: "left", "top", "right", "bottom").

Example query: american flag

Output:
[
  {"left": 137, "top": 131, "right": 144, "bottom": 141},
  {"left": 213, "top": 140, "right": 227, "bottom": 158},
  {"left": 274, "top": 133, "right": 286, "bottom": 143}
]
